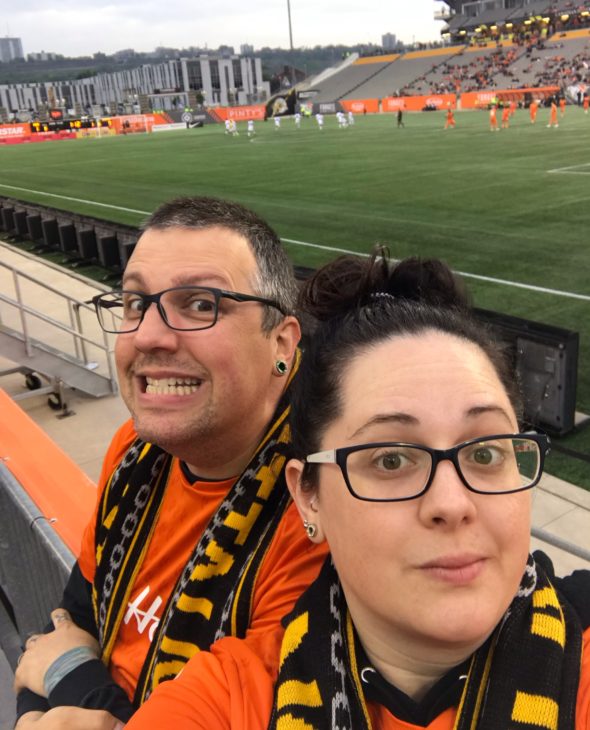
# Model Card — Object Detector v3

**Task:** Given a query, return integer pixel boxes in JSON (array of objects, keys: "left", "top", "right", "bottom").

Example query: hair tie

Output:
[{"left": 369, "top": 292, "right": 396, "bottom": 302}]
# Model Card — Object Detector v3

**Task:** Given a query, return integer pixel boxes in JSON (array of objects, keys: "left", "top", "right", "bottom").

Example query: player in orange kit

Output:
[
  {"left": 501, "top": 105, "right": 510, "bottom": 129},
  {"left": 444, "top": 104, "right": 456, "bottom": 129},
  {"left": 547, "top": 99, "right": 559, "bottom": 128},
  {"left": 559, "top": 97, "right": 566, "bottom": 117},
  {"left": 583, "top": 95, "right": 589, "bottom": 114},
  {"left": 529, "top": 99, "right": 538, "bottom": 124},
  {"left": 489, "top": 104, "right": 499, "bottom": 131}
]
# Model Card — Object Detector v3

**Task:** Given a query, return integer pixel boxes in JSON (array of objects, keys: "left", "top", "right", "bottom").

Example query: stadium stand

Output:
[
  {"left": 342, "top": 48, "right": 461, "bottom": 99},
  {"left": 309, "top": 57, "right": 399, "bottom": 103},
  {"left": 500, "top": 34, "right": 590, "bottom": 90},
  {"left": 408, "top": 46, "right": 518, "bottom": 94}
]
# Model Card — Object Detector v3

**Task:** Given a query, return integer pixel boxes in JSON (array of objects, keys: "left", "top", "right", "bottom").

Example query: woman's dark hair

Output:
[{"left": 291, "top": 248, "right": 523, "bottom": 487}]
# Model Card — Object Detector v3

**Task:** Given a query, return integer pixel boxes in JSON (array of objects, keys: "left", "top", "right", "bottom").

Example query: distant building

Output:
[
  {"left": 27, "top": 51, "right": 58, "bottom": 62},
  {"left": 382, "top": 33, "right": 397, "bottom": 50},
  {"left": 0, "top": 37, "right": 24, "bottom": 63},
  {"left": 0, "top": 53, "right": 269, "bottom": 116},
  {"left": 240, "top": 44, "right": 254, "bottom": 55}
]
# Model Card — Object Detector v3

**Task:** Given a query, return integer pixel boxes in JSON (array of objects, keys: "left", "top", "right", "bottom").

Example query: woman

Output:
[{"left": 45, "top": 251, "right": 590, "bottom": 729}]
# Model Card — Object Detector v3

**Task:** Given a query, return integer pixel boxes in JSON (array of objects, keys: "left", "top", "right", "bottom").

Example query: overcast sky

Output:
[{"left": 3, "top": 1, "right": 444, "bottom": 57}]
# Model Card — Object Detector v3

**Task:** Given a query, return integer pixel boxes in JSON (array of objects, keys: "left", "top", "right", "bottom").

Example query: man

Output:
[
  {"left": 529, "top": 99, "right": 538, "bottom": 124},
  {"left": 444, "top": 104, "right": 455, "bottom": 130},
  {"left": 547, "top": 99, "right": 559, "bottom": 128},
  {"left": 489, "top": 104, "right": 499, "bottom": 131},
  {"left": 14, "top": 197, "right": 326, "bottom": 726},
  {"left": 501, "top": 104, "right": 510, "bottom": 129}
]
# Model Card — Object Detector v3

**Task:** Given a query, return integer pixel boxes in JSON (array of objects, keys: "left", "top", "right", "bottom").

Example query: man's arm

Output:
[
  {"left": 15, "top": 564, "right": 135, "bottom": 723},
  {"left": 15, "top": 560, "right": 96, "bottom": 722}
]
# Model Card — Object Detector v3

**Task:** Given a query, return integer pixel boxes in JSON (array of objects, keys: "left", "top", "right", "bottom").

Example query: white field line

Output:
[
  {"left": 283, "top": 238, "right": 590, "bottom": 302},
  {"left": 1, "top": 183, "right": 589, "bottom": 302},
  {"left": 547, "top": 162, "right": 590, "bottom": 174},
  {"left": 0, "top": 183, "right": 148, "bottom": 215}
]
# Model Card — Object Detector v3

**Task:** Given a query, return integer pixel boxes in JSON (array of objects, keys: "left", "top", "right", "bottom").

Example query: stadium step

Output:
[
  {"left": 0, "top": 323, "right": 115, "bottom": 399},
  {"left": 0, "top": 247, "right": 118, "bottom": 404}
]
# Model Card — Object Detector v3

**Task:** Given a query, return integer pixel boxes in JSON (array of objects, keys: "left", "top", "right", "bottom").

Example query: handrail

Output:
[
  {"left": 0, "top": 292, "right": 107, "bottom": 353},
  {"left": 0, "top": 259, "right": 117, "bottom": 394}
]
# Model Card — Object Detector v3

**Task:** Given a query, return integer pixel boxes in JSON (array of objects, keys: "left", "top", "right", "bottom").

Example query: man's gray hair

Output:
[{"left": 143, "top": 197, "right": 297, "bottom": 331}]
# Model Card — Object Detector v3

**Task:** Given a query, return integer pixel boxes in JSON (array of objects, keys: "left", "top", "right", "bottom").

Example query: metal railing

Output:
[{"left": 0, "top": 259, "right": 118, "bottom": 395}]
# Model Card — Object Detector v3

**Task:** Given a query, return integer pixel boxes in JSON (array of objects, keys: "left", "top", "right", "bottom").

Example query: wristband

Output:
[{"left": 43, "top": 646, "right": 99, "bottom": 696}]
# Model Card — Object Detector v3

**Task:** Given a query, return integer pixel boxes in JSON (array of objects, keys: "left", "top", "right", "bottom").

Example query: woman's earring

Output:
[
  {"left": 275, "top": 360, "right": 288, "bottom": 376},
  {"left": 303, "top": 520, "right": 317, "bottom": 539}
]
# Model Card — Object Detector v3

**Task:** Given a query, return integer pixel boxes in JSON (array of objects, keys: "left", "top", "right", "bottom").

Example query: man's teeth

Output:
[{"left": 145, "top": 377, "right": 201, "bottom": 395}]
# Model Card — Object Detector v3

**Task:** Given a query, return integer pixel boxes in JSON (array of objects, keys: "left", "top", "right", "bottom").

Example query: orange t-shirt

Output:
[
  {"left": 78, "top": 420, "right": 327, "bottom": 700},
  {"left": 126, "top": 628, "right": 590, "bottom": 730}
]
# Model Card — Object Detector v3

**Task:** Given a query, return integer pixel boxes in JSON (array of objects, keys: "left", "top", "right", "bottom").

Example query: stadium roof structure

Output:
[
  {"left": 462, "top": 7, "right": 514, "bottom": 28},
  {"left": 507, "top": 0, "right": 551, "bottom": 21},
  {"left": 446, "top": 13, "right": 469, "bottom": 31},
  {"left": 553, "top": 0, "right": 590, "bottom": 10}
]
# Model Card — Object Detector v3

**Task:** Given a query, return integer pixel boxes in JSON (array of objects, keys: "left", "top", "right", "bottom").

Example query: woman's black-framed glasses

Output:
[
  {"left": 305, "top": 433, "right": 550, "bottom": 502},
  {"left": 92, "top": 286, "right": 286, "bottom": 334}
]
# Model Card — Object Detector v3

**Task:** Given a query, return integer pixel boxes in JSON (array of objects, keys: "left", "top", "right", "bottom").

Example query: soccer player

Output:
[
  {"left": 584, "top": 95, "right": 589, "bottom": 114},
  {"left": 489, "top": 105, "right": 499, "bottom": 131},
  {"left": 315, "top": 113, "right": 324, "bottom": 131},
  {"left": 397, "top": 105, "right": 405, "bottom": 128},
  {"left": 559, "top": 97, "right": 566, "bottom": 117},
  {"left": 347, "top": 110, "right": 355, "bottom": 126},
  {"left": 444, "top": 104, "right": 455, "bottom": 129},
  {"left": 529, "top": 99, "right": 538, "bottom": 124},
  {"left": 547, "top": 100, "right": 559, "bottom": 128},
  {"left": 247, "top": 120, "right": 255, "bottom": 137},
  {"left": 224, "top": 119, "right": 231, "bottom": 135},
  {"left": 294, "top": 112, "right": 301, "bottom": 128},
  {"left": 273, "top": 116, "right": 281, "bottom": 130},
  {"left": 501, "top": 105, "right": 510, "bottom": 129}
]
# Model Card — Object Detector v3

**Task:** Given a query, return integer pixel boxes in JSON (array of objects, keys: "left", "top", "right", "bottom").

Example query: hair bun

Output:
[{"left": 298, "top": 248, "right": 470, "bottom": 322}]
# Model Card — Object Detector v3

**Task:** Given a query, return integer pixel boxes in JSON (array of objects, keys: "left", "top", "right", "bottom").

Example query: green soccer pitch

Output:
[{"left": 1, "top": 108, "right": 589, "bottom": 486}]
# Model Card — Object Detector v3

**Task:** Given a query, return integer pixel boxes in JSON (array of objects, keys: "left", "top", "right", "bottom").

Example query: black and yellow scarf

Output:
[
  {"left": 269, "top": 554, "right": 583, "bottom": 730},
  {"left": 92, "top": 351, "right": 300, "bottom": 705}
]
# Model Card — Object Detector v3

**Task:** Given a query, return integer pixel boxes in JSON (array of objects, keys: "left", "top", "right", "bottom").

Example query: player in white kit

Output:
[{"left": 315, "top": 113, "right": 324, "bottom": 130}]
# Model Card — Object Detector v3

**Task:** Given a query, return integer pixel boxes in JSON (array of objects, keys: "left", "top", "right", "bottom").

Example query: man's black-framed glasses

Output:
[
  {"left": 305, "top": 433, "right": 550, "bottom": 502},
  {"left": 92, "top": 286, "right": 286, "bottom": 334}
]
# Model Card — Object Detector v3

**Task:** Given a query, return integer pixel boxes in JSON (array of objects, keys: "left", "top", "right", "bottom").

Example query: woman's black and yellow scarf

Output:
[
  {"left": 92, "top": 352, "right": 300, "bottom": 705},
  {"left": 269, "top": 554, "right": 583, "bottom": 730}
]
